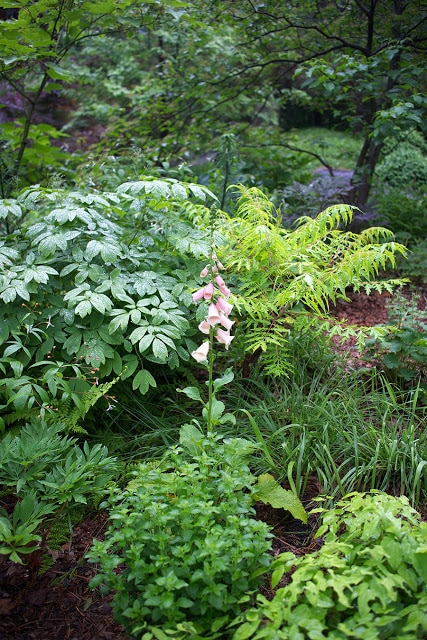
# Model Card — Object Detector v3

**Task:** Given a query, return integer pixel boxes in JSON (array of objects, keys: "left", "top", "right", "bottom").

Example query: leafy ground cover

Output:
[{"left": 1, "top": 288, "right": 425, "bottom": 640}]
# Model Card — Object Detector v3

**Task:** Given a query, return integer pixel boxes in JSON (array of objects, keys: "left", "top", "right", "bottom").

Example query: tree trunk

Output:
[{"left": 350, "top": 137, "right": 383, "bottom": 208}]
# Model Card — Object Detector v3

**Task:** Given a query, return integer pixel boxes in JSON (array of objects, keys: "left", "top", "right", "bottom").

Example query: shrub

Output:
[
  {"left": 0, "top": 178, "right": 215, "bottom": 429},
  {"left": 372, "top": 186, "right": 427, "bottom": 240},
  {"left": 221, "top": 186, "right": 406, "bottom": 377},
  {"left": 375, "top": 130, "right": 427, "bottom": 191},
  {"left": 88, "top": 431, "right": 273, "bottom": 639},
  {"left": 234, "top": 492, "right": 427, "bottom": 639}
]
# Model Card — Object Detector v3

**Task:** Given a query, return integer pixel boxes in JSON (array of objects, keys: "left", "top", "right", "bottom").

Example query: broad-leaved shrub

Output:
[
  {"left": 88, "top": 431, "right": 273, "bottom": 639},
  {"left": 0, "top": 178, "right": 215, "bottom": 428}
]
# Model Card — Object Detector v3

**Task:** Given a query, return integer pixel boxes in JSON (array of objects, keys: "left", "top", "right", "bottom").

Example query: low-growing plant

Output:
[
  {"left": 88, "top": 242, "right": 307, "bottom": 639},
  {"left": 365, "top": 288, "right": 427, "bottom": 389},
  {"left": 233, "top": 491, "right": 427, "bottom": 639},
  {"left": 221, "top": 358, "right": 427, "bottom": 506},
  {"left": 0, "top": 420, "right": 116, "bottom": 565},
  {"left": 88, "top": 432, "right": 273, "bottom": 639}
]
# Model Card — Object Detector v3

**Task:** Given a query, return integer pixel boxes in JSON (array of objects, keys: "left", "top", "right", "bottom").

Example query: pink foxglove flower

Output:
[
  {"left": 215, "top": 275, "right": 226, "bottom": 287},
  {"left": 203, "top": 282, "right": 214, "bottom": 300},
  {"left": 191, "top": 341, "right": 210, "bottom": 362},
  {"left": 217, "top": 297, "right": 233, "bottom": 316},
  {"left": 207, "top": 303, "right": 221, "bottom": 325},
  {"left": 219, "top": 313, "right": 234, "bottom": 331},
  {"left": 198, "top": 320, "right": 211, "bottom": 334},
  {"left": 192, "top": 286, "right": 206, "bottom": 303},
  {"left": 215, "top": 328, "right": 234, "bottom": 350},
  {"left": 218, "top": 283, "right": 231, "bottom": 298},
  {"left": 200, "top": 266, "right": 209, "bottom": 277}
]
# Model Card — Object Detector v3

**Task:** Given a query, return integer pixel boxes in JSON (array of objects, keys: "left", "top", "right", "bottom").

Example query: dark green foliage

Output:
[
  {"left": 0, "top": 421, "right": 116, "bottom": 564},
  {"left": 0, "top": 178, "right": 215, "bottom": 427},
  {"left": 375, "top": 131, "right": 427, "bottom": 191}
]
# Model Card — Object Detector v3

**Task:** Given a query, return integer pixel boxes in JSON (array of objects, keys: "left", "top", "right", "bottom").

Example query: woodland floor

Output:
[{"left": 0, "top": 287, "right": 425, "bottom": 640}]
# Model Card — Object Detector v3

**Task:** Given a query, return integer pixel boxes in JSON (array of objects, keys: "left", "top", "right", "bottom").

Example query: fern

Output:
[
  {"left": 46, "top": 513, "right": 73, "bottom": 551},
  {"left": 47, "top": 376, "right": 120, "bottom": 433},
  {"left": 222, "top": 186, "right": 407, "bottom": 376}
]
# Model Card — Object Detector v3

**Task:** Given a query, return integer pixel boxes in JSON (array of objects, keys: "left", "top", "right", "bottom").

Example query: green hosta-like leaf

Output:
[{"left": 254, "top": 474, "right": 307, "bottom": 523}]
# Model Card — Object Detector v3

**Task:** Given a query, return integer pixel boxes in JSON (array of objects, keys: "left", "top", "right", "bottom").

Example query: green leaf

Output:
[
  {"left": 413, "top": 549, "right": 427, "bottom": 582},
  {"left": 121, "top": 355, "right": 139, "bottom": 380},
  {"left": 179, "top": 386, "right": 203, "bottom": 403},
  {"left": 212, "top": 368, "right": 234, "bottom": 392},
  {"left": 75, "top": 300, "right": 92, "bottom": 318},
  {"left": 232, "top": 619, "right": 261, "bottom": 640},
  {"left": 202, "top": 397, "right": 226, "bottom": 425},
  {"left": 152, "top": 337, "right": 168, "bottom": 361},
  {"left": 132, "top": 369, "right": 157, "bottom": 394},
  {"left": 253, "top": 474, "right": 307, "bottom": 523},
  {"left": 45, "top": 63, "right": 74, "bottom": 83}
]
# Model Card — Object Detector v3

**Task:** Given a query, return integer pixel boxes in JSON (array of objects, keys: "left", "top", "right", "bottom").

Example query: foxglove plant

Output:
[{"left": 188, "top": 254, "right": 236, "bottom": 432}]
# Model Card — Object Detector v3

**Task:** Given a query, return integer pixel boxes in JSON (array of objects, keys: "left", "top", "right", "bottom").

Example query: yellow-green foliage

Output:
[{"left": 222, "top": 186, "right": 406, "bottom": 376}]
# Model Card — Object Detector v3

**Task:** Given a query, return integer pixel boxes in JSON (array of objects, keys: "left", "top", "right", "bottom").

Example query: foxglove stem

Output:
[{"left": 206, "top": 325, "right": 215, "bottom": 433}]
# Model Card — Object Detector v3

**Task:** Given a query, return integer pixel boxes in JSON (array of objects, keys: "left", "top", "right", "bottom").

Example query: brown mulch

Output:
[
  {"left": 1, "top": 286, "right": 425, "bottom": 640},
  {"left": 0, "top": 513, "right": 128, "bottom": 640}
]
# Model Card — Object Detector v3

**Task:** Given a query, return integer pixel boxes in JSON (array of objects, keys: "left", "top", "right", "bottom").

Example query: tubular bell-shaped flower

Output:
[
  {"left": 215, "top": 328, "right": 234, "bottom": 350},
  {"left": 191, "top": 341, "right": 210, "bottom": 362},
  {"left": 191, "top": 255, "right": 235, "bottom": 364},
  {"left": 207, "top": 303, "right": 221, "bottom": 325},
  {"left": 198, "top": 320, "right": 211, "bottom": 334},
  {"left": 217, "top": 297, "right": 233, "bottom": 316},
  {"left": 219, "top": 313, "right": 234, "bottom": 331}
]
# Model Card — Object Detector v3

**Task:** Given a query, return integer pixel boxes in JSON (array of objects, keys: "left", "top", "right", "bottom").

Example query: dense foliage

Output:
[
  {"left": 0, "top": 2, "right": 426, "bottom": 637},
  {"left": 88, "top": 431, "right": 273, "bottom": 639},
  {"left": 235, "top": 492, "right": 427, "bottom": 639},
  {"left": 0, "top": 178, "right": 214, "bottom": 429}
]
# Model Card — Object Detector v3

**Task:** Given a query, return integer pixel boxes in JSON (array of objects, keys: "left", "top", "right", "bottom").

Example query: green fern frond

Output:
[
  {"left": 46, "top": 376, "right": 121, "bottom": 433},
  {"left": 222, "top": 188, "right": 407, "bottom": 376},
  {"left": 46, "top": 515, "right": 72, "bottom": 551}
]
